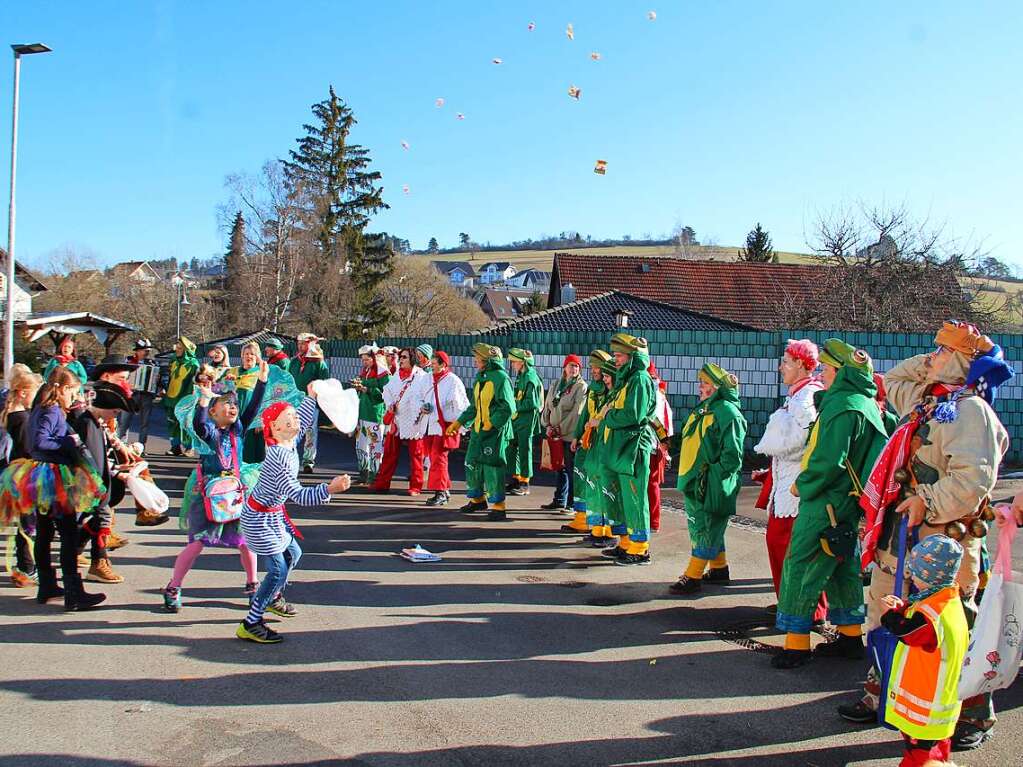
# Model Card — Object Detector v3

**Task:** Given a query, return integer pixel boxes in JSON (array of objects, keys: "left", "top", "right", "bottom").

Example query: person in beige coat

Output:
[
  {"left": 838, "top": 321, "right": 1011, "bottom": 753},
  {"left": 540, "top": 355, "right": 587, "bottom": 523}
]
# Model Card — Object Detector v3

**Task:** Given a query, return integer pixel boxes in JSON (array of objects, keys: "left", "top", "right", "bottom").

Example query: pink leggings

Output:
[{"left": 168, "top": 540, "right": 257, "bottom": 588}]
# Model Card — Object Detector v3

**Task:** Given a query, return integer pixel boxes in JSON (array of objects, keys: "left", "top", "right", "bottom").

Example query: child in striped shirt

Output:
[{"left": 236, "top": 389, "right": 350, "bottom": 643}]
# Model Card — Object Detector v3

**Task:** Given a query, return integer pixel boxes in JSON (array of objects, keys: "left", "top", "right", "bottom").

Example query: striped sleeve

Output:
[{"left": 261, "top": 446, "right": 329, "bottom": 507}]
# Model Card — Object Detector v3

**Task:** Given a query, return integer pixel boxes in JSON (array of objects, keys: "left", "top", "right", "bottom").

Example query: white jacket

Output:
[
  {"left": 418, "top": 369, "right": 470, "bottom": 437},
  {"left": 382, "top": 367, "right": 430, "bottom": 439},
  {"left": 653, "top": 387, "right": 674, "bottom": 439},
  {"left": 753, "top": 377, "right": 822, "bottom": 519}
]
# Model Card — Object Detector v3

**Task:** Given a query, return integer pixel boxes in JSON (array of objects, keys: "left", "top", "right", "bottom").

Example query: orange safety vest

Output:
[{"left": 884, "top": 586, "right": 968, "bottom": 740}]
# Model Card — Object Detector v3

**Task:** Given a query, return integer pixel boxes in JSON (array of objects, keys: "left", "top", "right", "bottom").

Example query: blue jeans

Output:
[
  {"left": 247, "top": 536, "right": 302, "bottom": 622},
  {"left": 553, "top": 443, "right": 575, "bottom": 507},
  {"left": 117, "top": 393, "right": 155, "bottom": 447}
]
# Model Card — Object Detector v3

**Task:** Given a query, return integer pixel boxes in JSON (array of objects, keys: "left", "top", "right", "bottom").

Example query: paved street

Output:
[{"left": 1, "top": 428, "right": 1020, "bottom": 767}]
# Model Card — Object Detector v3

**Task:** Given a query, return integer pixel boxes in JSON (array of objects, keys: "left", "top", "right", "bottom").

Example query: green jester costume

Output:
[
  {"left": 454, "top": 343, "right": 516, "bottom": 521},
  {"left": 571, "top": 350, "right": 613, "bottom": 539},
  {"left": 601, "top": 333, "right": 657, "bottom": 566},
  {"left": 773, "top": 339, "right": 887, "bottom": 669},
  {"left": 506, "top": 348, "right": 544, "bottom": 493},
  {"left": 163, "top": 337, "right": 199, "bottom": 453},
  {"left": 674, "top": 363, "right": 747, "bottom": 592}
]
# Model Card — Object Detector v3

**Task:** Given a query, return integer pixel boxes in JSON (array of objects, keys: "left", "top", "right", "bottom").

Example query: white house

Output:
[
  {"left": 0, "top": 256, "right": 48, "bottom": 319},
  {"left": 430, "top": 260, "right": 478, "bottom": 287},
  {"left": 478, "top": 261, "right": 517, "bottom": 285}
]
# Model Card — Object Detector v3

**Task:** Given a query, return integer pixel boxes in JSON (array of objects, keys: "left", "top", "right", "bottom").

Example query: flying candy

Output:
[
  {"left": 566, "top": 23, "right": 574, "bottom": 41},
  {"left": 648, "top": 10, "right": 657, "bottom": 20},
  {"left": 527, "top": 21, "right": 535, "bottom": 31},
  {"left": 590, "top": 51, "right": 601, "bottom": 61},
  {"left": 492, "top": 57, "right": 503, "bottom": 65},
  {"left": 402, "top": 185, "right": 410, "bottom": 195},
  {"left": 567, "top": 85, "right": 581, "bottom": 100},
  {"left": 593, "top": 159, "right": 607, "bottom": 175},
  {"left": 400, "top": 140, "right": 410, "bottom": 151},
  {"left": 456, "top": 112, "right": 465, "bottom": 120},
  {"left": 435, "top": 97, "right": 445, "bottom": 108}
]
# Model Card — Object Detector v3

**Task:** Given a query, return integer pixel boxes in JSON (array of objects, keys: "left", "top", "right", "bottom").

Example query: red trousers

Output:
[
  {"left": 423, "top": 434, "right": 452, "bottom": 491},
  {"left": 374, "top": 432, "right": 424, "bottom": 492},
  {"left": 766, "top": 512, "right": 828, "bottom": 623},
  {"left": 648, "top": 448, "right": 667, "bottom": 531}
]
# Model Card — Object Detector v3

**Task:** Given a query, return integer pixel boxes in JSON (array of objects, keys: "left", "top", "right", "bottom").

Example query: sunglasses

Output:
[{"left": 399, "top": 354, "right": 411, "bottom": 359}]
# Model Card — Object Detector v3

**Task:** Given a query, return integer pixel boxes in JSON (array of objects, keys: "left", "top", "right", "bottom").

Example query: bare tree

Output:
[{"left": 380, "top": 258, "right": 488, "bottom": 336}]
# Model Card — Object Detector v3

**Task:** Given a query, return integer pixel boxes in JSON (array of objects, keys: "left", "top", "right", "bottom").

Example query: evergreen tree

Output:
[
  {"left": 427, "top": 237, "right": 439, "bottom": 254},
  {"left": 284, "top": 85, "right": 391, "bottom": 335},
  {"left": 223, "top": 210, "right": 247, "bottom": 329},
  {"left": 739, "top": 223, "right": 777, "bottom": 263}
]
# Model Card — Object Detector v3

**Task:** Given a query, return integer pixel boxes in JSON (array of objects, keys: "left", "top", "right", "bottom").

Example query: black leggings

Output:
[{"left": 34, "top": 514, "right": 79, "bottom": 585}]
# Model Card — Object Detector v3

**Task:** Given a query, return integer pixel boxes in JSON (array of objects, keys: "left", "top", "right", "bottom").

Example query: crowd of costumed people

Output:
[{"left": 1, "top": 321, "right": 1020, "bottom": 765}]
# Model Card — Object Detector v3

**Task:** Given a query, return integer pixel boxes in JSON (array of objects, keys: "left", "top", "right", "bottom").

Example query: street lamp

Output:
[
  {"left": 4, "top": 42, "right": 51, "bottom": 375},
  {"left": 171, "top": 271, "right": 190, "bottom": 338},
  {"left": 614, "top": 309, "right": 633, "bottom": 329}
]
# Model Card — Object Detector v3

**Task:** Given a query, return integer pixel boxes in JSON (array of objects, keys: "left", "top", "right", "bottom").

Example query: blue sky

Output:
[{"left": 2, "top": 1, "right": 1021, "bottom": 269}]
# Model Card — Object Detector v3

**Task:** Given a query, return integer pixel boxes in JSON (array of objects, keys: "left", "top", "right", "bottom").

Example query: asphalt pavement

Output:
[{"left": 0, "top": 426, "right": 1020, "bottom": 767}]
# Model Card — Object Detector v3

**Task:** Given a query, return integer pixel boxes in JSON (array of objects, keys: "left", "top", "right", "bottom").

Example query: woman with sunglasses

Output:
[{"left": 373, "top": 348, "right": 429, "bottom": 495}]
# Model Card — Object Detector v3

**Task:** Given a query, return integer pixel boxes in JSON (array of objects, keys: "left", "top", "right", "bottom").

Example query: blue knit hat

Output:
[
  {"left": 416, "top": 343, "right": 434, "bottom": 362},
  {"left": 966, "top": 344, "right": 1014, "bottom": 405},
  {"left": 908, "top": 535, "right": 963, "bottom": 599}
]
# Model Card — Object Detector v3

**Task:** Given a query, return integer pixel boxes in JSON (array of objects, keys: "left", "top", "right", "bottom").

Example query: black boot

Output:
[
  {"left": 703, "top": 566, "right": 731, "bottom": 584},
  {"left": 814, "top": 633, "right": 865, "bottom": 660},
  {"left": 35, "top": 571, "right": 65, "bottom": 604},
  {"left": 460, "top": 500, "right": 488, "bottom": 513},
  {"left": 64, "top": 574, "right": 106, "bottom": 612}
]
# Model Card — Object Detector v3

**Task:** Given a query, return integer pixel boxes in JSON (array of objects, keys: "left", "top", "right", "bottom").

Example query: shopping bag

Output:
[
  {"left": 958, "top": 504, "right": 1023, "bottom": 699},
  {"left": 311, "top": 379, "right": 359, "bottom": 435},
  {"left": 866, "top": 514, "right": 909, "bottom": 730},
  {"left": 540, "top": 438, "right": 565, "bottom": 471},
  {"left": 124, "top": 474, "right": 170, "bottom": 514}
]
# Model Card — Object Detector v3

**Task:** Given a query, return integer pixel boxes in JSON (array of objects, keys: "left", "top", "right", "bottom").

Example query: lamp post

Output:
[
  {"left": 4, "top": 42, "right": 51, "bottom": 375},
  {"left": 171, "top": 271, "right": 190, "bottom": 338},
  {"left": 614, "top": 309, "right": 633, "bottom": 329}
]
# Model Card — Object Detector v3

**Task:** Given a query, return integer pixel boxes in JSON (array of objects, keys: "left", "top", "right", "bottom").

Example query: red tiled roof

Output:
[{"left": 549, "top": 253, "right": 830, "bottom": 330}]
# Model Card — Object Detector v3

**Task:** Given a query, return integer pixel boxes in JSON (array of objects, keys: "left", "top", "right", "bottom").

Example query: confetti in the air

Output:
[
  {"left": 567, "top": 85, "right": 581, "bottom": 100},
  {"left": 435, "top": 97, "right": 445, "bottom": 108},
  {"left": 527, "top": 21, "right": 535, "bottom": 31},
  {"left": 456, "top": 112, "right": 465, "bottom": 120},
  {"left": 492, "top": 57, "right": 503, "bottom": 65},
  {"left": 566, "top": 23, "right": 574, "bottom": 41},
  {"left": 648, "top": 10, "right": 657, "bottom": 21},
  {"left": 594, "top": 159, "right": 608, "bottom": 175},
  {"left": 402, "top": 184, "right": 410, "bottom": 195},
  {"left": 400, "top": 140, "right": 410, "bottom": 151},
  {"left": 590, "top": 51, "right": 601, "bottom": 61}
]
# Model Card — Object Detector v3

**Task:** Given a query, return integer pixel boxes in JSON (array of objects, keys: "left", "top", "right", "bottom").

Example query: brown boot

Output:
[
  {"left": 87, "top": 557, "right": 125, "bottom": 584},
  {"left": 107, "top": 532, "right": 129, "bottom": 550},
  {"left": 135, "top": 509, "right": 170, "bottom": 527}
]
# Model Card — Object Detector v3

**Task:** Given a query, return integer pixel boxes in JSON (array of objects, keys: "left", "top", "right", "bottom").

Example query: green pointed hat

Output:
[
  {"left": 609, "top": 332, "right": 646, "bottom": 354},
  {"left": 508, "top": 348, "right": 534, "bottom": 363},
  {"left": 589, "top": 349, "right": 612, "bottom": 367},
  {"left": 698, "top": 362, "right": 738, "bottom": 389}
]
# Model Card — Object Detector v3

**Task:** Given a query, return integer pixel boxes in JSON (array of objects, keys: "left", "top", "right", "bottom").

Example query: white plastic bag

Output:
[
  {"left": 958, "top": 505, "right": 1023, "bottom": 699},
  {"left": 310, "top": 379, "right": 359, "bottom": 435},
  {"left": 125, "top": 474, "right": 170, "bottom": 514}
]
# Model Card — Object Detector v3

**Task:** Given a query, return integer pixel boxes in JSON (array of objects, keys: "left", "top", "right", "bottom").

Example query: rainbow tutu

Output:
[{"left": 0, "top": 458, "right": 104, "bottom": 524}]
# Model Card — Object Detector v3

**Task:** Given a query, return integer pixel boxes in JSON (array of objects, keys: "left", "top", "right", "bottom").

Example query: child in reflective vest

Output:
[{"left": 879, "top": 534, "right": 968, "bottom": 767}]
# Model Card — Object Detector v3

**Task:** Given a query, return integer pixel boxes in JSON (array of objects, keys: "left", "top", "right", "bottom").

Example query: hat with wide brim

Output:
[
  {"left": 89, "top": 380, "right": 137, "bottom": 413},
  {"left": 91, "top": 355, "right": 138, "bottom": 381}
]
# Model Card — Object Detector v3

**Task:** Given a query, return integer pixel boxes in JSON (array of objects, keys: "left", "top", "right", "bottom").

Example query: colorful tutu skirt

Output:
[
  {"left": 0, "top": 458, "right": 103, "bottom": 525},
  {"left": 179, "top": 464, "right": 260, "bottom": 548}
]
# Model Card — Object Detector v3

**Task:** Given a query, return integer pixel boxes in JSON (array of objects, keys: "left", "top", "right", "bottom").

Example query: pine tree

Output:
[
  {"left": 739, "top": 223, "right": 777, "bottom": 263},
  {"left": 427, "top": 237, "right": 439, "bottom": 254},
  {"left": 223, "top": 210, "right": 248, "bottom": 329},
  {"left": 284, "top": 85, "right": 392, "bottom": 335}
]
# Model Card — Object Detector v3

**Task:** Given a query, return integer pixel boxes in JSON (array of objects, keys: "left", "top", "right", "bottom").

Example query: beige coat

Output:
[
  {"left": 540, "top": 375, "right": 586, "bottom": 441},
  {"left": 870, "top": 353, "right": 1009, "bottom": 616}
]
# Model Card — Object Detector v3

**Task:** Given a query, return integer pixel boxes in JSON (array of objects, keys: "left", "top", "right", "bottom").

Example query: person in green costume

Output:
[
  {"left": 351, "top": 343, "right": 390, "bottom": 484},
  {"left": 597, "top": 333, "right": 658, "bottom": 566},
  {"left": 449, "top": 343, "right": 515, "bottom": 521},
  {"left": 671, "top": 362, "right": 747, "bottom": 594},
  {"left": 163, "top": 336, "right": 199, "bottom": 456},
  {"left": 565, "top": 350, "right": 612, "bottom": 537},
  {"left": 505, "top": 348, "right": 544, "bottom": 496},
  {"left": 288, "top": 333, "right": 329, "bottom": 473},
  {"left": 42, "top": 335, "right": 89, "bottom": 396},
  {"left": 228, "top": 341, "right": 269, "bottom": 464},
  {"left": 263, "top": 337, "right": 290, "bottom": 371},
  {"left": 772, "top": 338, "right": 888, "bottom": 669},
  {"left": 576, "top": 354, "right": 619, "bottom": 545}
]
